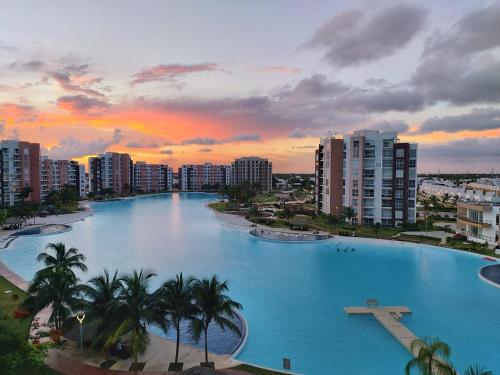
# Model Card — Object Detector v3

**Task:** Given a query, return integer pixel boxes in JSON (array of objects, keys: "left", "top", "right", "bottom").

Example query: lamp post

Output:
[{"left": 76, "top": 313, "right": 85, "bottom": 375}]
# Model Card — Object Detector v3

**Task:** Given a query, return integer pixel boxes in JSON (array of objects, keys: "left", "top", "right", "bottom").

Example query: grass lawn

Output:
[
  {"left": 0, "top": 276, "right": 31, "bottom": 338},
  {"left": 232, "top": 364, "right": 289, "bottom": 375},
  {"left": 251, "top": 192, "right": 279, "bottom": 204},
  {"left": 208, "top": 201, "right": 229, "bottom": 212},
  {"left": 0, "top": 276, "right": 59, "bottom": 375}
]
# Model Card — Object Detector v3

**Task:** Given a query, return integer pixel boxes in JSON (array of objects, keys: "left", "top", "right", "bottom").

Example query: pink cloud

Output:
[
  {"left": 130, "top": 63, "right": 220, "bottom": 85},
  {"left": 253, "top": 66, "right": 301, "bottom": 74}
]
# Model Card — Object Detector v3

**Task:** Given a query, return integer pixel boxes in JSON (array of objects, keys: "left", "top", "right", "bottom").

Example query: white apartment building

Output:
[
  {"left": 316, "top": 130, "right": 417, "bottom": 227},
  {"left": 457, "top": 198, "right": 500, "bottom": 249}
]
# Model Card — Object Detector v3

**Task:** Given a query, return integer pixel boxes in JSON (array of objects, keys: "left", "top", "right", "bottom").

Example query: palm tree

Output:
[
  {"left": 464, "top": 365, "right": 493, "bottom": 375},
  {"left": 23, "top": 271, "right": 85, "bottom": 330},
  {"left": 160, "top": 273, "right": 196, "bottom": 366},
  {"left": 104, "top": 270, "right": 167, "bottom": 367},
  {"left": 437, "top": 363, "right": 459, "bottom": 375},
  {"left": 81, "top": 269, "right": 121, "bottom": 350},
  {"left": 405, "top": 337, "right": 451, "bottom": 375},
  {"left": 442, "top": 193, "right": 451, "bottom": 205},
  {"left": 343, "top": 206, "right": 355, "bottom": 225},
  {"left": 23, "top": 242, "right": 87, "bottom": 330},
  {"left": 191, "top": 276, "right": 242, "bottom": 364},
  {"left": 35, "top": 242, "right": 87, "bottom": 282}
]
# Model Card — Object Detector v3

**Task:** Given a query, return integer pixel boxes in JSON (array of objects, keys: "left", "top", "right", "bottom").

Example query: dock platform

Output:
[{"left": 344, "top": 305, "right": 418, "bottom": 355}]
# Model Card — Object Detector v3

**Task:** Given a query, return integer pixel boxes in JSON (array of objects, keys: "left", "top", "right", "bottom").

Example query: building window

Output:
[
  {"left": 396, "top": 159, "right": 404, "bottom": 168},
  {"left": 396, "top": 149, "right": 404, "bottom": 157},
  {"left": 383, "top": 139, "right": 393, "bottom": 148},
  {"left": 352, "top": 189, "right": 358, "bottom": 197}
]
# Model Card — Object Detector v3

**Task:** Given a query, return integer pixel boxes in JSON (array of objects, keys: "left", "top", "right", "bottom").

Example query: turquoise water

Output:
[{"left": 1, "top": 193, "right": 499, "bottom": 374}]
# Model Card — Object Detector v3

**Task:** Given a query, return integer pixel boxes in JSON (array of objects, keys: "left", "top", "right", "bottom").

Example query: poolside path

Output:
[
  {"left": 0, "top": 200, "right": 92, "bottom": 248},
  {"left": 47, "top": 348, "right": 249, "bottom": 374}
]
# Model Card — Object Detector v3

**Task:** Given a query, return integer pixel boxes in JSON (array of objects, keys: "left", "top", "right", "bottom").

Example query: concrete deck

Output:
[{"left": 345, "top": 305, "right": 418, "bottom": 355}]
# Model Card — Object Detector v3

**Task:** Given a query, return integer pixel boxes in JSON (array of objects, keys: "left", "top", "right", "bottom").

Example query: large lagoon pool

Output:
[{"left": 1, "top": 193, "right": 499, "bottom": 374}]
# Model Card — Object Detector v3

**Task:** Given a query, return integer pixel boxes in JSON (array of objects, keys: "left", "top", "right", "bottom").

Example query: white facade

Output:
[
  {"left": 343, "top": 130, "right": 417, "bottom": 226},
  {"left": 457, "top": 199, "right": 500, "bottom": 248}
]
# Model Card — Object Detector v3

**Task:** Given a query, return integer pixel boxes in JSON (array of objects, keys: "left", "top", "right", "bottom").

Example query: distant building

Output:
[
  {"left": 231, "top": 157, "right": 273, "bottom": 192},
  {"left": 456, "top": 198, "right": 500, "bottom": 249},
  {"left": 40, "top": 157, "right": 82, "bottom": 200},
  {"left": 0, "top": 140, "right": 41, "bottom": 207},
  {"left": 315, "top": 130, "right": 417, "bottom": 227},
  {"left": 89, "top": 152, "right": 133, "bottom": 195},
  {"left": 178, "top": 163, "right": 230, "bottom": 191},
  {"left": 78, "top": 165, "right": 88, "bottom": 197},
  {"left": 133, "top": 162, "right": 173, "bottom": 193}
]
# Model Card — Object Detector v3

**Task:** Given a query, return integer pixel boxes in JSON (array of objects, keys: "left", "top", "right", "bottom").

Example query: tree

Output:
[
  {"left": 326, "top": 214, "right": 339, "bottom": 228},
  {"left": 405, "top": 337, "right": 451, "bottom": 375},
  {"left": 442, "top": 193, "right": 451, "bottom": 205},
  {"left": 0, "top": 322, "right": 51, "bottom": 374},
  {"left": 191, "top": 276, "right": 242, "bottom": 364},
  {"left": 60, "top": 185, "right": 79, "bottom": 204},
  {"left": 159, "top": 273, "right": 196, "bottom": 366},
  {"left": 343, "top": 206, "right": 355, "bottom": 225},
  {"left": 373, "top": 222, "right": 381, "bottom": 237},
  {"left": 276, "top": 206, "right": 294, "bottom": 219},
  {"left": 23, "top": 243, "right": 87, "bottom": 330},
  {"left": 104, "top": 270, "right": 167, "bottom": 367},
  {"left": 429, "top": 195, "right": 439, "bottom": 210},
  {"left": 19, "top": 186, "right": 33, "bottom": 200},
  {"left": 247, "top": 204, "right": 261, "bottom": 219},
  {"left": 34, "top": 242, "right": 88, "bottom": 283},
  {"left": 464, "top": 365, "right": 493, "bottom": 375},
  {"left": 81, "top": 270, "right": 121, "bottom": 350},
  {"left": 23, "top": 273, "right": 84, "bottom": 331}
]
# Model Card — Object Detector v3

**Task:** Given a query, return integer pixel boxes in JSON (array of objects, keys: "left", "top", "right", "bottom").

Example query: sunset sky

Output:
[{"left": 1, "top": 0, "right": 499, "bottom": 173}]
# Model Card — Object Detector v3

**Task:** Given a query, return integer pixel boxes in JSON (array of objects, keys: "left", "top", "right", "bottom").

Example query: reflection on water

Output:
[{"left": 1, "top": 193, "right": 499, "bottom": 374}]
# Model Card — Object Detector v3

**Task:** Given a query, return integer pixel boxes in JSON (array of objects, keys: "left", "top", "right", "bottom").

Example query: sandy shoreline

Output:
[{"left": 0, "top": 200, "right": 93, "bottom": 246}]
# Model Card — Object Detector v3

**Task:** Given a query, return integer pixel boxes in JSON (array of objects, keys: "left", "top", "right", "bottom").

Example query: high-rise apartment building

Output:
[
  {"left": 231, "top": 157, "right": 272, "bottom": 192},
  {"left": 89, "top": 152, "right": 133, "bottom": 195},
  {"left": 133, "top": 162, "right": 173, "bottom": 193},
  {"left": 40, "top": 158, "right": 82, "bottom": 200},
  {"left": 0, "top": 140, "right": 41, "bottom": 207},
  {"left": 315, "top": 130, "right": 417, "bottom": 227},
  {"left": 178, "top": 163, "right": 231, "bottom": 191},
  {"left": 78, "top": 164, "right": 88, "bottom": 197}
]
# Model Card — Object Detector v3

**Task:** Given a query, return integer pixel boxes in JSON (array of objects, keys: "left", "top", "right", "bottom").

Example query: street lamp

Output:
[{"left": 76, "top": 313, "right": 85, "bottom": 375}]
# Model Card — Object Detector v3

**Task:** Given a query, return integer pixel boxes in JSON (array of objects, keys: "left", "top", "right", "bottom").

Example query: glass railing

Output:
[{"left": 457, "top": 214, "right": 491, "bottom": 225}]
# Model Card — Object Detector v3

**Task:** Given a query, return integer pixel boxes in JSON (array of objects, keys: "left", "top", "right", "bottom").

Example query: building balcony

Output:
[
  {"left": 457, "top": 229, "right": 496, "bottom": 243},
  {"left": 457, "top": 214, "right": 491, "bottom": 226}
]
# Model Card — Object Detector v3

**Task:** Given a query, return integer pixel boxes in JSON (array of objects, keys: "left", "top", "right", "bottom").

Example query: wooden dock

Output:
[{"left": 344, "top": 305, "right": 418, "bottom": 355}]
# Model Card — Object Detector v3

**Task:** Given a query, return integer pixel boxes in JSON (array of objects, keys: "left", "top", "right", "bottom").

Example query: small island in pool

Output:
[
  {"left": 15, "top": 224, "right": 72, "bottom": 236},
  {"left": 249, "top": 228, "right": 332, "bottom": 242}
]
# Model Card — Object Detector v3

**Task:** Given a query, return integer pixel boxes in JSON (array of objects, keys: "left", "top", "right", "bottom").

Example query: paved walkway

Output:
[
  {"left": 60, "top": 334, "right": 240, "bottom": 371},
  {"left": 0, "top": 201, "right": 92, "bottom": 248},
  {"left": 212, "top": 209, "right": 329, "bottom": 236},
  {"left": 47, "top": 348, "right": 250, "bottom": 374},
  {"left": 397, "top": 230, "right": 453, "bottom": 244}
]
